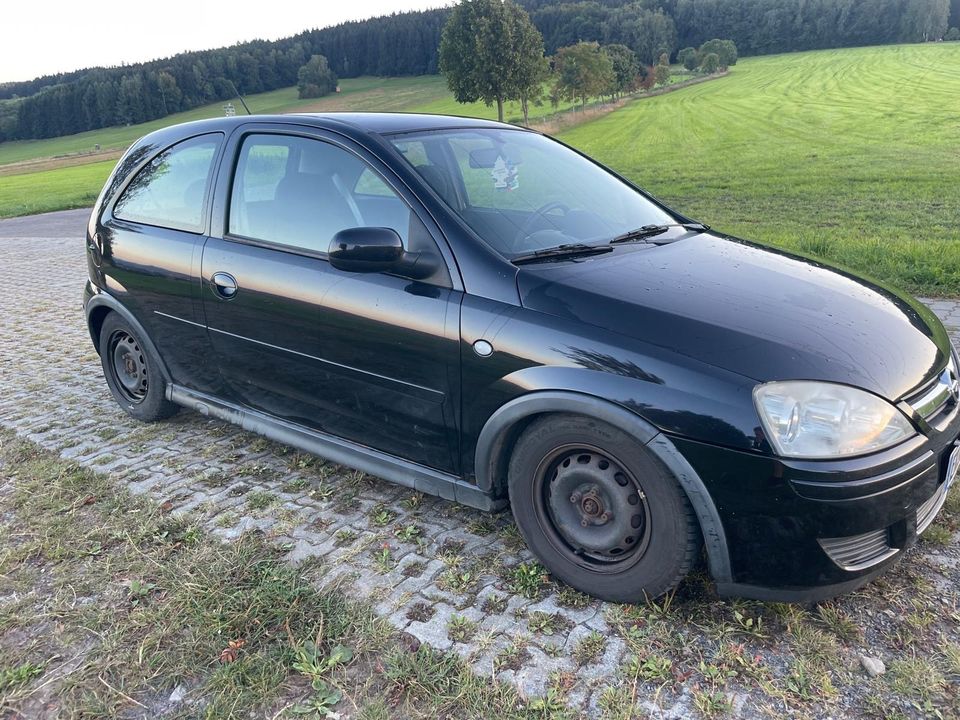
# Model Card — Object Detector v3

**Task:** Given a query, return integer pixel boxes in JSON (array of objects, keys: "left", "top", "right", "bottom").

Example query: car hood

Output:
[{"left": 516, "top": 233, "right": 952, "bottom": 401}]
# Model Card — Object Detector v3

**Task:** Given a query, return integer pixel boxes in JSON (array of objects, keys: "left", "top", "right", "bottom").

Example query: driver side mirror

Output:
[{"left": 328, "top": 227, "right": 439, "bottom": 280}]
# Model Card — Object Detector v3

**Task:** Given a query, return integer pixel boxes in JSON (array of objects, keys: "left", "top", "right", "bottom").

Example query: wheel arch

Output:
[
  {"left": 475, "top": 390, "right": 733, "bottom": 584},
  {"left": 85, "top": 295, "right": 173, "bottom": 384}
]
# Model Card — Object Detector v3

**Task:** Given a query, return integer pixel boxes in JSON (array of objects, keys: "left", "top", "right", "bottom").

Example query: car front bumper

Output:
[{"left": 672, "top": 399, "right": 960, "bottom": 603}]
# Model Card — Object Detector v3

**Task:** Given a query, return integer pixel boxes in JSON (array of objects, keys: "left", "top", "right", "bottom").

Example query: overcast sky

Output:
[{"left": 1, "top": 0, "right": 452, "bottom": 83}]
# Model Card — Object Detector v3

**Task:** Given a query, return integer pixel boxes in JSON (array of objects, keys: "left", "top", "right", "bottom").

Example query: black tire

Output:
[
  {"left": 98, "top": 312, "right": 178, "bottom": 422},
  {"left": 507, "top": 414, "right": 700, "bottom": 603}
]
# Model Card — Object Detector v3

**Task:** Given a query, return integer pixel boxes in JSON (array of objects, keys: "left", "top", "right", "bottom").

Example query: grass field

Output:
[
  {"left": 559, "top": 43, "right": 960, "bottom": 296},
  {"left": 1, "top": 43, "right": 958, "bottom": 294},
  {"left": 0, "top": 160, "right": 115, "bottom": 217}
]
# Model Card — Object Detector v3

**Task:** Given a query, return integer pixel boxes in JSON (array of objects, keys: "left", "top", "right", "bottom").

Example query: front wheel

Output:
[
  {"left": 99, "top": 312, "right": 178, "bottom": 422},
  {"left": 507, "top": 414, "right": 700, "bottom": 602}
]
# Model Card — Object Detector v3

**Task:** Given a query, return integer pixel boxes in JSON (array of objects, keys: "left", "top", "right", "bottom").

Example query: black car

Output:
[{"left": 83, "top": 113, "right": 960, "bottom": 603}]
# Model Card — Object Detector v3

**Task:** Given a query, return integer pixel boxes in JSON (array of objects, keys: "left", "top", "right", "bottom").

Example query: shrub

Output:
[{"left": 701, "top": 52, "right": 721, "bottom": 74}]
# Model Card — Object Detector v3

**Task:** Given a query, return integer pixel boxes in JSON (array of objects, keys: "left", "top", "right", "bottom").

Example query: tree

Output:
[
  {"left": 553, "top": 41, "right": 615, "bottom": 108},
  {"left": 946, "top": 26, "right": 960, "bottom": 39},
  {"left": 439, "top": 0, "right": 547, "bottom": 123},
  {"left": 678, "top": 46, "right": 699, "bottom": 71},
  {"left": 603, "top": 44, "right": 639, "bottom": 97},
  {"left": 654, "top": 61, "right": 671, "bottom": 86},
  {"left": 601, "top": 6, "right": 678, "bottom": 66},
  {"left": 699, "top": 39, "right": 738, "bottom": 69},
  {"left": 297, "top": 55, "right": 338, "bottom": 99},
  {"left": 513, "top": 11, "right": 550, "bottom": 125},
  {"left": 700, "top": 52, "right": 720, "bottom": 74}
]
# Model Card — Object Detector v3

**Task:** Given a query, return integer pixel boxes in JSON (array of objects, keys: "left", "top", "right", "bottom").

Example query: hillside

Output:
[
  {"left": 2, "top": 0, "right": 953, "bottom": 143},
  {"left": 559, "top": 42, "right": 960, "bottom": 294}
]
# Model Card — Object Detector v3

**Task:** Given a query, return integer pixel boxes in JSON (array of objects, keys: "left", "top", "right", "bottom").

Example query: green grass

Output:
[
  {"left": 558, "top": 43, "right": 960, "bottom": 296},
  {"left": 0, "top": 431, "right": 548, "bottom": 718},
  {"left": 0, "top": 160, "right": 113, "bottom": 217}
]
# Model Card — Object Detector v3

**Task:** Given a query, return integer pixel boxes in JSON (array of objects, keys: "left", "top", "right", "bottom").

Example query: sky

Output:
[{"left": 0, "top": 0, "right": 452, "bottom": 84}]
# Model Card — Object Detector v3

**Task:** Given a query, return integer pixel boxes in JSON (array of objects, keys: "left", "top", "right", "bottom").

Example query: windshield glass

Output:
[{"left": 389, "top": 129, "right": 675, "bottom": 258}]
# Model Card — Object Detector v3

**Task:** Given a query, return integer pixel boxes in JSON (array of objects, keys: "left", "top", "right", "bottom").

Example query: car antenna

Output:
[{"left": 225, "top": 80, "right": 252, "bottom": 115}]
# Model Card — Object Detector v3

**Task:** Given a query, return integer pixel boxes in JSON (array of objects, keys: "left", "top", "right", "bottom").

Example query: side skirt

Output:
[{"left": 166, "top": 384, "right": 506, "bottom": 513}]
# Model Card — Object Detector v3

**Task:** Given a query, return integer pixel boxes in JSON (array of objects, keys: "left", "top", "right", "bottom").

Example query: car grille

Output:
[
  {"left": 818, "top": 529, "right": 898, "bottom": 572},
  {"left": 907, "top": 356, "right": 959, "bottom": 422},
  {"left": 917, "top": 478, "right": 951, "bottom": 535}
]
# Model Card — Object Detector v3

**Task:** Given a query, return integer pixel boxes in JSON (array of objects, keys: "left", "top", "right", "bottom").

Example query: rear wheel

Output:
[
  {"left": 99, "top": 313, "right": 178, "bottom": 422},
  {"left": 507, "top": 414, "right": 699, "bottom": 602}
]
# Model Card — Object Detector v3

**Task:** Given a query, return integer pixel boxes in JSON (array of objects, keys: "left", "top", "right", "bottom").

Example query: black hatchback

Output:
[{"left": 83, "top": 113, "right": 960, "bottom": 603}]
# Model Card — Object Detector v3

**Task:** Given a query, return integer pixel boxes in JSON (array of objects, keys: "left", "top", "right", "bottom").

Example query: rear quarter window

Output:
[{"left": 113, "top": 134, "right": 221, "bottom": 233}]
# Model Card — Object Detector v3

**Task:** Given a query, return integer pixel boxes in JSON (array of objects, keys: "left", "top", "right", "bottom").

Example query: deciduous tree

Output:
[
  {"left": 439, "top": 0, "right": 547, "bottom": 123},
  {"left": 603, "top": 44, "right": 640, "bottom": 97},
  {"left": 700, "top": 52, "right": 721, "bottom": 74},
  {"left": 654, "top": 61, "right": 671, "bottom": 86},
  {"left": 678, "top": 47, "right": 699, "bottom": 71},
  {"left": 297, "top": 55, "right": 338, "bottom": 99},
  {"left": 699, "top": 39, "right": 738, "bottom": 69},
  {"left": 553, "top": 41, "right": 615, "bottom": 109}
]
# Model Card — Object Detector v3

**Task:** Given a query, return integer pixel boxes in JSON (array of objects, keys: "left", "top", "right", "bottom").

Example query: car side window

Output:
[
  {"left": 114, "top": 134, "right": 220, "bottom": 233},
  {"left": 229, "top": 134, "right": 412, "bottom": 253}
]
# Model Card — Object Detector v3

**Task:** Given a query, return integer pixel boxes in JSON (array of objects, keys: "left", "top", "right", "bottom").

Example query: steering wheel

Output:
[{"left": 513, "top": 202, "right": 570, "bottom": 250}]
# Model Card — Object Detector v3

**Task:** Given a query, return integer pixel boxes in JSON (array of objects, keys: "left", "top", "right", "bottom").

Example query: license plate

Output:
[{"left": 947, "top": 444, "right": 960, "bottom": 493}]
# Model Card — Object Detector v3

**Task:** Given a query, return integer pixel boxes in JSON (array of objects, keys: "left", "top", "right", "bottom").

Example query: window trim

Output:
[
  {"left": 109, "top": 132, "right": 224, "bottom": 235},
  {"left": 223, "top": 130, "right": 417, "bottom": 261}
]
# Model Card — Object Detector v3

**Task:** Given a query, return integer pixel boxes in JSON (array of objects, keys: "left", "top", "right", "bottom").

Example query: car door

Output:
[
  {"left": 99, "top": 132, "right": 225, "bottom": 394},
  {"left": 200, "top": 126, "right": 461, "bottom": 473}
]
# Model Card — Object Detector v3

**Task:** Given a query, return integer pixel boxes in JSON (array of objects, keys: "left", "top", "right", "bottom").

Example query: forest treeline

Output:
[{"left": 1, "top": 0, "right": 956, "bottom": 142}]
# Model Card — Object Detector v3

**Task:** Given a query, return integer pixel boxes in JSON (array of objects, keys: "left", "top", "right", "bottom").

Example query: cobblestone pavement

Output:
[{"left": 1, "top": 210, "right": 958, "bottom": 716}]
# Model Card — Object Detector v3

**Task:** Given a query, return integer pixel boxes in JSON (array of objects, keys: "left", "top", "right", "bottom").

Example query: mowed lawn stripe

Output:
[{"left": 558, "top": 43, "right": 960, "bottom": 295}]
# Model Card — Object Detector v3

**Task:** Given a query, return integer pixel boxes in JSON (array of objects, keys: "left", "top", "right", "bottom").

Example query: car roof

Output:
[
  {"left": 140, "top": 112, "right": 525, "bottom": 148},
  {"left": 293, "top": 112, "right": 520, "bottom": 134}
]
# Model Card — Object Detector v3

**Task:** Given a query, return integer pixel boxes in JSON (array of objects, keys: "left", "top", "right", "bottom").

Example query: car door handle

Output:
[{"left": 211, "top": 272, "right": 238, "bottom": 299}]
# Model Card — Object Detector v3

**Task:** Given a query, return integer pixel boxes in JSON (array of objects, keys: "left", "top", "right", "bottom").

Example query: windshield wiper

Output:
[
  {"left": 511, "top": 243, "right": 614, "bottom": 265},
  {"left": 609, "top": 222, "right": 710, "bottom": 245}
]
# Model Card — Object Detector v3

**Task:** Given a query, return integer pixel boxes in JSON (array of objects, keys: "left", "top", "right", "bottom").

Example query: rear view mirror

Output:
[
  {"left": 469, "top": 146, "right": 522, "bottom": 168},
  {"left": 328, "top": 227, "right": 403, "bottom": 273},
  {"left": 328, "top": 227, "right": 439, "bottom": 280}
]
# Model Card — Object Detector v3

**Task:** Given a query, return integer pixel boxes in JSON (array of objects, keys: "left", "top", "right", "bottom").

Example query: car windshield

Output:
[{"left": 389, "top": 128, "right": 675, "bottom": 258}]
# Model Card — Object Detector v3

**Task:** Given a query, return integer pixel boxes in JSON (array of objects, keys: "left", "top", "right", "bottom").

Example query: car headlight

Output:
[{"left": 753, "top": 381, "right": 915, "bottom": 459}]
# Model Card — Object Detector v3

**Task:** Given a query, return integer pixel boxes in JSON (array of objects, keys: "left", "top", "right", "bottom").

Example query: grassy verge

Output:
[{"left": 0, "top": 430, "right": 543, "bottom": 719}]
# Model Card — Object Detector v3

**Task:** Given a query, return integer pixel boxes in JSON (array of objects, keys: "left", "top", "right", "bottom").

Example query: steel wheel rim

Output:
[
  {"left": 109, "top": 330, "right": 148, "bottom": 403},
  {"left": 532, "top": 443, "right": 652, "bottom": 573}
]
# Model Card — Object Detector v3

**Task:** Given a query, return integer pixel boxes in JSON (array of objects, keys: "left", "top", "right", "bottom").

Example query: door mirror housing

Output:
[
  {"left": 328, "top": 227, "right": 439, "bottom": 280},
  {"left": 328, "top": 227, "right": 403, "bottom": 273}
]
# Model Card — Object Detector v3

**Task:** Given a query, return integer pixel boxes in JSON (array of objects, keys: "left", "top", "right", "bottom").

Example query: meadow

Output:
[
  {"left": 1, "top": 43, "right": 957, "bottom": 294},
  {"left": 561, "top": 43, "right": 960, "bottom": 295}
]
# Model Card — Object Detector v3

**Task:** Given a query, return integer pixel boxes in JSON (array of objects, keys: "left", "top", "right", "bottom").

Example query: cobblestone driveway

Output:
[{"left": 1, "top": 210, "right": 958, "bottom": 716}]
